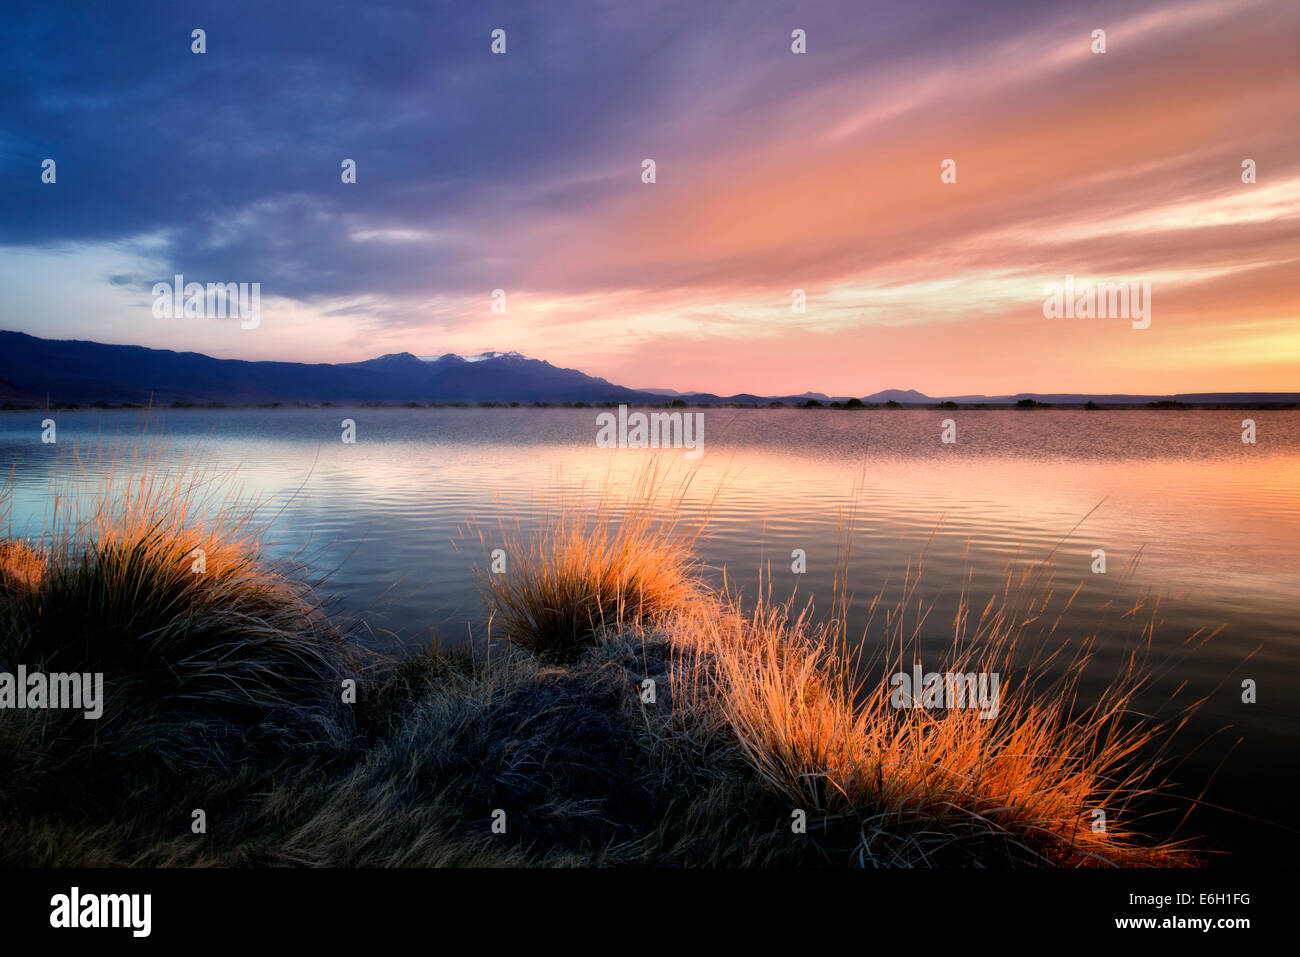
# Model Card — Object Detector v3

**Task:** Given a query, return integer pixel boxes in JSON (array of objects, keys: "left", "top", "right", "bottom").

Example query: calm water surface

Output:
[{"left": 2, "top": 407, "right": 1297, "bottom": 862}]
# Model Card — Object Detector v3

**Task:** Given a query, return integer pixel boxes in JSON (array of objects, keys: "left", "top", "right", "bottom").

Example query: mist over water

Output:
[{"left": 3, "top": 406, "right": 1298, "bottom": 860}]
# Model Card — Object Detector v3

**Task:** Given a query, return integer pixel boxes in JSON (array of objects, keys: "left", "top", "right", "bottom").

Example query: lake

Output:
[{"left": 2, "top": 406, "right": 1297, "bottom": 863}]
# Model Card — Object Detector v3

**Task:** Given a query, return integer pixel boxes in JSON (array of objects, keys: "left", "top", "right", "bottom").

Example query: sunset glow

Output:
[{"left": 3, "top": 0, "right": 1296, "bottom": 395}]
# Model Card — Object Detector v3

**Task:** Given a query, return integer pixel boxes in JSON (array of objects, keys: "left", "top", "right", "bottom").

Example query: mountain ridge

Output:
[{"left": 1, "top": 331, "right": 1295, "bottom": 407}]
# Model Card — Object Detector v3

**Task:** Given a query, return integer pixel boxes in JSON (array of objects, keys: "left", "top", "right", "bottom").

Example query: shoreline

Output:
[{"left": 0, "top": 467, "right": 1206, "bottom": 867}]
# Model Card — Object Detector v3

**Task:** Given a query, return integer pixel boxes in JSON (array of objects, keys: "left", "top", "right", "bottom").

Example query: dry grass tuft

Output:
[
  {"left": 689, "top": 594, "right": 1195, "bottom": 866},
  {"left": 0, "top": 449, "right": 359, "bottom": 804},
  {"left": 0, "top": 538, "right": 46, "bottom": 596},
  {"left": 472, "top": 462, "right": 713, "bottom": 660}
]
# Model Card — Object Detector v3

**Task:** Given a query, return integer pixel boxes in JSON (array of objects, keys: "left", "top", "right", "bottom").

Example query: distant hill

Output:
[
  {"left": 863, "top": 389, "right": 930, "bottom": 403},
  {"left": 940, "top": 391, "right": 1300, "bottom": 406},
  {"left": 0, "top": 332, "right": 649, "bottom": 405},
  {"left": 0, "top": 331, "right": 1295, "bottom": 407}
]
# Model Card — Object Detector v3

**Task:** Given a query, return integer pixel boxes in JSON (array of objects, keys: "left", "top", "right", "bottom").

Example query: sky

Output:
[{"left": 1, "top": 0, "right": 1297, "bottom": 396}]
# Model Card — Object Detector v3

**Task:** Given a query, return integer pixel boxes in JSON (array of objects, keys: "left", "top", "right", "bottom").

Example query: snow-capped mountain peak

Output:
[{"left": 418, "top": 351, "right": 527, "bottom": 363}]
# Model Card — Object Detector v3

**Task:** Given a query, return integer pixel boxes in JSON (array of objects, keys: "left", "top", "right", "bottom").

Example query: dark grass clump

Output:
[
  {"left": 0, "top": 467, "right": 362, "bottom": 810},
  {"left": 471, "top": 464, "right": 711, "bottom": 662},
  {"left": 389, "top": 659, "right": 656, "bottom": 849}
]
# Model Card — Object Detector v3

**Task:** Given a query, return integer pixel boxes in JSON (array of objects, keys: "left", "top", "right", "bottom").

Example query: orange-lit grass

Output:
[
  {"left": 0, "top": 441, "right": 357, "bottom": 787},
  {"left": 676, "top": 590, "right": 1196, "bottom": 866},
  {"left": 470, "top": 461, "right": 716, "bottom": 660},
  {"left": 0, "top": 538, "right": 44, "bottom": 595},
  {"left": 2, "top": 443, "right": 1204, "bottom": 866},
  {"left": 475, "top": 461, "right": 1200, "bottom": 865}
]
